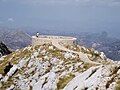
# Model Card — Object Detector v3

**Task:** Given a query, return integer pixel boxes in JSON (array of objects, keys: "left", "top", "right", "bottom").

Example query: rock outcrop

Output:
[
  {"left": 0, "top": 44, "right": 119, "bottom": 90},
  {"left": 0, "top": 42, "right": 11, "bottom": 57}
]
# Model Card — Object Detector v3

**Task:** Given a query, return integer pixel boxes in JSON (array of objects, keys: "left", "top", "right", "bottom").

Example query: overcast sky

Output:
[{"left": 0, "top": 0, "right": 120, "bottom": 36}]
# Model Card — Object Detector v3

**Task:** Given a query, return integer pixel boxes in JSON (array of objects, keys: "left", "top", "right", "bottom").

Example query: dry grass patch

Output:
[
  {"left": 0, "top": 48, "right": 32, "bottom": 75},
  {"left": 57, "top": 73, "right": 75, "bottom": 90},
  {"left": 115, "top": 80, "right": 120, "bottom": 90}
]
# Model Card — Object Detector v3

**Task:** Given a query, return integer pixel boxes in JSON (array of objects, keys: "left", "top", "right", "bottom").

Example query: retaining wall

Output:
[{"left": 32, "top": 35, "right": 77, "bottom": 47}]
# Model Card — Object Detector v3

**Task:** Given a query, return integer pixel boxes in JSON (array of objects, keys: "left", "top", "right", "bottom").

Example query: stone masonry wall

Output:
[{"left": 32, "top": 36, "right": 77, "bottom": 47}]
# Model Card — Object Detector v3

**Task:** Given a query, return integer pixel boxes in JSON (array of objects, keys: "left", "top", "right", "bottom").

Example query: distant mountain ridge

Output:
[
  {"left": 76, "top": 32, "right": 120, "bottom": 61},
  {"left": 0, "top": 27, "right": 31, "bottom": 50}
]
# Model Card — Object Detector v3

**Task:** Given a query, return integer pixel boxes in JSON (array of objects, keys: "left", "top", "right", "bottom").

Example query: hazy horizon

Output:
[{"left": 0, "top": 0, "right": 120, "bottom": 38}]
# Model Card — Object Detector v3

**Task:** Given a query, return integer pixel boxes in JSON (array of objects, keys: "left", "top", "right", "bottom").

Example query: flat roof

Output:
[{"left": 32, "top": 35, "right": 77, "bottom": 40}]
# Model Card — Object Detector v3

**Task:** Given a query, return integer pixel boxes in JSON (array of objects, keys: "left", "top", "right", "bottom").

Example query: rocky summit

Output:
[{"left": 0, "top": 44, "right": 120, "bottom": 90}]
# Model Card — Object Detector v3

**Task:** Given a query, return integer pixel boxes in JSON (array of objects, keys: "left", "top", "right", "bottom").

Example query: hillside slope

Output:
[{"left": 0, "top": 44, "right": 120, "bottom": 90}]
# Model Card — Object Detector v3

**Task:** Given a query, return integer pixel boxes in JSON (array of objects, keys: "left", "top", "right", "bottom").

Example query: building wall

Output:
[{"left": 32, "top": 36, "right": 77, "bottom": 47}]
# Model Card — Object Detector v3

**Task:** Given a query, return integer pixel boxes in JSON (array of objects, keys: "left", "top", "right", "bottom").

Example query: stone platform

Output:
[{"left": 32, "top": 35, "right": 77, "bottom": 47}]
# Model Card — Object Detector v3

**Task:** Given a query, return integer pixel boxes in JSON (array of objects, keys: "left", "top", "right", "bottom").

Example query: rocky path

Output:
[{"left": 52, "top": 40, "right": 100, "bottom": 65}]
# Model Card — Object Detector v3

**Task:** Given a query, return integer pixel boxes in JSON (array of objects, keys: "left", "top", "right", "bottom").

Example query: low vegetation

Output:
[
  {"left": 115, "top": 81, "right": 120, "bottom": 90},
  {"left": 57, "top": 73, "right": 75, "bottom": 90},
  {"left": 0, "top": 44, "right": 119, "bottom": 90}
]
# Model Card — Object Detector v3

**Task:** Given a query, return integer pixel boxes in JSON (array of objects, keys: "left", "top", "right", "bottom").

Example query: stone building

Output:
[{"left": 32, "top": 35, "right": 77, "bottom": 47}]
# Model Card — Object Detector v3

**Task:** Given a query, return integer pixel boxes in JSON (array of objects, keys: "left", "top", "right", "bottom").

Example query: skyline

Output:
[{"left": 0, "top": 0, "right": 120, "bottom": 37}]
